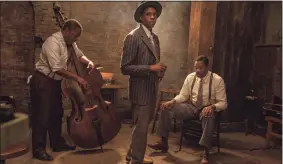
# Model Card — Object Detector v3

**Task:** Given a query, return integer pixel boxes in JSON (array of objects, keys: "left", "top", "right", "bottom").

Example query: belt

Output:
[{"left": 34, "top": 69, "right": 61, "bottom": 81}]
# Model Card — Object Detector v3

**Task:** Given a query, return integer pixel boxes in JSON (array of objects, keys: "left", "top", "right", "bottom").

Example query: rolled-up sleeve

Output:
[
  {"left": 214, "top": 78, "right": 228, "bottom": 111},
  {"left": 174, "top": 75, "right": 192, "bottom": 103},
  {"left": 42, "top": 37, "right": 64, "bottom": 72}
]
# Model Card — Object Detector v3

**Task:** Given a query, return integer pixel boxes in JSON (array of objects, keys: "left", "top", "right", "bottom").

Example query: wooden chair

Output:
[
  {"left": 178, "top": 111, "right": 222, "bottom": 152},
  {"left": 265, "top": 116, "right": 282, "bottom": 147},
  {"left": 151, "top": 88, "right": 179, "bottom": 134},
  {"left": 0, "top": 143, "right": 29, "bottom": 164},
  {"left": 263, "top": 97, "right": 282, "bottom": 148}
]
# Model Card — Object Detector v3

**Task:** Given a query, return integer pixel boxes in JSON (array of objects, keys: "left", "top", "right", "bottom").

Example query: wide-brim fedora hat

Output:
[{"left": 134, "top": 1, "right": 162, "bottom": 23}]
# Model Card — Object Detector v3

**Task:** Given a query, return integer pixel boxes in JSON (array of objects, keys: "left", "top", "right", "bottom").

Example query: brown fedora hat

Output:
[{"left": 134, "top": 1, "right": 162, "bottom": 23}]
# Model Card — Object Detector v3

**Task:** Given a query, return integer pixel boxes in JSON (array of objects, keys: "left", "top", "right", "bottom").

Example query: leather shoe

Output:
[
  {"left": 52, "top": 144, "right": 76, "bottom": 152},
  {"left": 33, "top": 152, "right": 53, "bottom": 161},
  {"left": 147, "top": 142, "right": 169, "bottom": 153}
]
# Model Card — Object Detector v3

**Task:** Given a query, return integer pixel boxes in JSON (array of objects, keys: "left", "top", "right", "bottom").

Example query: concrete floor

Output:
[{"left": 4, "top": 122, "right": 282, "bottom": 164}]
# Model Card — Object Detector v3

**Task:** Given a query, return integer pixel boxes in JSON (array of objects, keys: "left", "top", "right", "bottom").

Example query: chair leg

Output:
[
  {"left": 266, "top": 121, "right": 272, "bottom": 148},
  {"left": 173, "top": 118, "right": 177, "bottom": 133},
  {"left": 179, "top": 124, "right": 184, "bottom": 151},
  {"left": 217, "top": 121, "right": 220, "bottom": 152},
  {"left": 151, "top": 112, "right": 159, "bottom": 134},
  {"left": 151, "top": 92, "right": 162, "bottom": 134},
  {"left": 131, "top": 109, "right": 135, "bottom": 127}
]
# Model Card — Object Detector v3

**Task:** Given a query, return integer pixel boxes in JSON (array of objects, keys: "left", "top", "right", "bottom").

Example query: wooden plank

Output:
[
  {"left": 187, "top": 2, "right": 217, "bottom": 73},
  {"left": 269, "top": 132, "right": 282, "bottom": 138},
  {"left": 255, "top": 44, "right": 281, "bottom": 48},
  {"left": 102, "top": 84, "right": 126, "bottom": 89},
  {"left": 265, "top": 116, "right": 282, "bottom": 123},
  {"left": 213, "top": 2, "right": 266, "bottom": 122}
]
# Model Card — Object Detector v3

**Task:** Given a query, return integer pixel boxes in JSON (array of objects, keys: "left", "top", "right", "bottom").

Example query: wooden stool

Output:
[
  {"left": 0, "top": 143, "right": 29, "bottom": 164},
  {"left": 151, "top": 88, "right": 179, "bottom": 134},
  {"left": 265, "top": 116, "right": 282, "bottom": 148}
]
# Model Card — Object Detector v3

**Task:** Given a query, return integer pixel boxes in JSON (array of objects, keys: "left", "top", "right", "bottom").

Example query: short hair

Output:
[
  {"left": 62, "top": 19, "right": 83, "bottom": 31},
  {"left": 195, "top": 55, "right": 209, "bottom": 66}
]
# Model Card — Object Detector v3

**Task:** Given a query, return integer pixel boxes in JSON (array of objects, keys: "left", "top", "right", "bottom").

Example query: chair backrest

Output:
[
  {"left": 154, "top": 89, "right": 179, "bottom": 111},
  {"left": 272, "top": 95, "right": 282, "bottom": 111},
  {"left": 159, "top": 89, "right": 179, "bottom": 101}
]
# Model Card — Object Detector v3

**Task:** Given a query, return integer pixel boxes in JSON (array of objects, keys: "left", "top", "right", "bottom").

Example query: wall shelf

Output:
[{"left": 255, "top": 43, "right": 282, "bottom": 48}]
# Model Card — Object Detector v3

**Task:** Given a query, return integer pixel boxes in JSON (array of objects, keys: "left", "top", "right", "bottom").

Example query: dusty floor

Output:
[{"left": 4, "top": 122, "right": 282, "bottom": 164}]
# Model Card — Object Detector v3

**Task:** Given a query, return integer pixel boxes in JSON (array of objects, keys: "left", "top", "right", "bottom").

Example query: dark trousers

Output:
[
  {"left": 30, "top": 70, "right": 65, "bottom": 154},
  {"left": 157, "top": 103, "right": 215, "bottom": 149}
]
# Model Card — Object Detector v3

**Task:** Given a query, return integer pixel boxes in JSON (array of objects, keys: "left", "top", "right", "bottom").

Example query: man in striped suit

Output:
[{"left": 120, "top": 1, "right": 167, "bottom": 164}]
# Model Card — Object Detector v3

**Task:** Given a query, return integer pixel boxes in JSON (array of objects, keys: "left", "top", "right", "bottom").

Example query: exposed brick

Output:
[
  {"left": 1, "top": 2, "right": 191, "bottom": 112},
  {"left": 0, "top": 2, "right": 35, "bottom": 113},
  {"left": 32, "top": 2, "right": 191, "bottom": 107}
]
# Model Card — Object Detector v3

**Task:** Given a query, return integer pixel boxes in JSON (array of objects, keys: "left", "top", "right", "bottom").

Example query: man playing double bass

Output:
[{"left": 30, "top": 19, "right": 95, "bottom": 161}]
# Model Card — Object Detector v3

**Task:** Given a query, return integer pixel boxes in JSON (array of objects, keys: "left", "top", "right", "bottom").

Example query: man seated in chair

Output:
[{"left": 148, "top": 55, "right": 227, "bottom": 164}]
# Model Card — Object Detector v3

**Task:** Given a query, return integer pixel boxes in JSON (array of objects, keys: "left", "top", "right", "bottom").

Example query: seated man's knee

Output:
[
  {"left": 172, "top": 103, "right": 186, "bottom": 110},
  {"left": 202, "top": 115, "right": 215, "bottom": 123}
]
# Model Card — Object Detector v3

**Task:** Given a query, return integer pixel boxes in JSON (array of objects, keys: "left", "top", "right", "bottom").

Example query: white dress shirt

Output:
[
  {"left": 35, "top": 31, "right": 84, "bottom": 80},
  {"left": 141, "top": 24, "right": 155, "bottom": 47},
  {"left": 174, "top": 71, "right": 227, "bottom": 111}
]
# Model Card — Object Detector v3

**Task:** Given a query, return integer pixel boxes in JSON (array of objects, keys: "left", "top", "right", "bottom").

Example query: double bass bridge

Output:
[{"left": 85, "top": 105, "right": 98, "bottom": 112}]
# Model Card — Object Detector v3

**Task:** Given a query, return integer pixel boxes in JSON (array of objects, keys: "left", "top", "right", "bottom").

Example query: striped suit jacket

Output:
[{"left": 120, "top": 25, "right": 160, "bottom": 105}]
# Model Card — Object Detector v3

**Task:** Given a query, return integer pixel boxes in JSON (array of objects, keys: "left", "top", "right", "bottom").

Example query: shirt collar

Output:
[
  {"left": 196, "top": 71, "right": 211, "bottom": 83},
  {"left": 141, "top": 24, "right": 153, "bottom": 38}
]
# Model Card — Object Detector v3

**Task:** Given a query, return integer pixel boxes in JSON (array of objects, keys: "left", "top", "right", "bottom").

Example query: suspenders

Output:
[{"left": 190, "top": 72, "right": 214, "bottom": 107}]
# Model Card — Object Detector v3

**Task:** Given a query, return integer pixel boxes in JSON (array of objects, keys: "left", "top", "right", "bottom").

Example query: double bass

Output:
[{"left": 52, "top": 3, "right": 121, "bottom": 150}]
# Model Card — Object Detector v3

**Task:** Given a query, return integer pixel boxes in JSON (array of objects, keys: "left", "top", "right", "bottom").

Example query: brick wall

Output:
[
  {"left": 155, "top": 2, "right": 191, "bottom": 89},
  {"left": 1, "top": 2, "right": 191, "bottom": 112},
  {"left": 0, "top": 2, "right": 35, "bottom": 113},
  {"left": 33, "top": 2, "right": 191, "bottom": 107}
]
